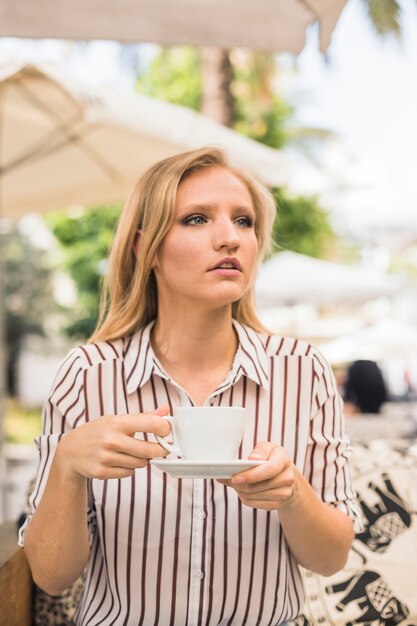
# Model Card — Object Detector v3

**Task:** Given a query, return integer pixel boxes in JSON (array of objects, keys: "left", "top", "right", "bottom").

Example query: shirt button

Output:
[
  {"left": 197, "top": 571, "right": 205, "bottom": 579},
  {"left": 197, "top": 510, "right": 206, "bottom": 520}
]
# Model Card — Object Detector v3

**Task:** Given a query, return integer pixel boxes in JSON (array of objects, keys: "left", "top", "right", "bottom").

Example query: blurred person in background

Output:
[{"left": 343, "top": 359, "right": 388, "bottom": 415}]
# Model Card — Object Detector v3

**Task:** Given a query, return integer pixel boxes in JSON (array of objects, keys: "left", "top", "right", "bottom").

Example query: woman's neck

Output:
[
  {"left": 151, "top": 307, "right": 238, "bottom": 405},
  {"left": 152, "top": 307, "right": 237, "bottom": 371}
]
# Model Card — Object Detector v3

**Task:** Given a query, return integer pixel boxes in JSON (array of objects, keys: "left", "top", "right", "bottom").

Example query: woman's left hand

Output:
[{"left": 218, "top": 442, "right": 298, "bottom": 511}]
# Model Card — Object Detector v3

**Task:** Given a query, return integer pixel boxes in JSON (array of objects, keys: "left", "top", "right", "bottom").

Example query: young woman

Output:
[{"left": 20, "top": 147, "right": 361, "bottom": 625}]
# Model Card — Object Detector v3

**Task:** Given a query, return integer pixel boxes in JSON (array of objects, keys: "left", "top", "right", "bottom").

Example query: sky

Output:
[
  {"left": 288, "top": 0, "right": 417, "bottom": 237},
  {"left": 1, "top": 0, "right": 416, "bottom": 240}
]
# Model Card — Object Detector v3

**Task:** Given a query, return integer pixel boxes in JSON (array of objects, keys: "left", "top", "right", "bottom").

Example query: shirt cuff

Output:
[{"left": 329, "top": 499, "right": 364, "bottom": 534}]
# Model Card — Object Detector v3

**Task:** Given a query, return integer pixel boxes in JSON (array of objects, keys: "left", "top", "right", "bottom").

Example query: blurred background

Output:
[{"left": 1, "top": 0, "right": 417, "bottom": 523}]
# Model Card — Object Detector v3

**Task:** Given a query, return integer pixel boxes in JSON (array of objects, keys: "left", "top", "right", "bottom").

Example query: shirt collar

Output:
[
  {"left": 124, "top": 321, "right": 159, "bottom": 395},
  {"left": 231, "top": 320, "right": 269, "bottom": 391},
  {"left": 124, "top": 319, "right": 270, "bottom": 395}
]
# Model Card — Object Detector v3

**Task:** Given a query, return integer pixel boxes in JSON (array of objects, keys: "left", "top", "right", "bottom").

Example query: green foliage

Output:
[
  {"left": 232, "top": 52, "right": 293, "bottom": 149},
  {"left": 46, "top": 204, "right": 121, "bottom": 339},
  {"left": 3, "top": 224, "right": 56, "bottom": 394},
  {"left": 361, "top": 0, "right": 402, "bottom": 38},
  {"left": 137, "top": 47, "right": 293, "bottom": 150},
  {"left": 271, "top": 188, "right": 335, "bottom": 258},
  {"left": 235, "top": 97, "right": 292, "bottom": 149},
  {"left": 137, "top": 47, "right": 202, "bottom": 110},
  {"left": 5, "top": 397, "right": 41, "bottom": 444}
]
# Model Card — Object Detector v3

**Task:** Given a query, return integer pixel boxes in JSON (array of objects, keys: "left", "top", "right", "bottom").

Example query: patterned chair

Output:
[{"left": 290, "top": 431, "right": 417, "bottom": 626}]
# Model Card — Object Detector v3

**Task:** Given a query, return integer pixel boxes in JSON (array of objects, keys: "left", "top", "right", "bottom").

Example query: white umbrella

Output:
[
  {"left": 255, "top": 251, "right": 404, "bottom": 307},
  {"left": 0, "top": 63, "right": 287, "bottom": 219},
  {"left": 320, "top": 319, "right": 417, "bottom": 364},
  {"left": 0, "top": 0, "right": 348, "bottom": 53}
]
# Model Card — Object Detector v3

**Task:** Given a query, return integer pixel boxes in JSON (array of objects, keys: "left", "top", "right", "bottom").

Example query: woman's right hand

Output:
[{"left": 55, "top": 405, "right": 171, "bottom": 481}]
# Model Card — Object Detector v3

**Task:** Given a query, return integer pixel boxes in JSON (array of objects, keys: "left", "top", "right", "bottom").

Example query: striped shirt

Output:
[{"left": 20, "top": 320, "right": 362, "bottom": 625}]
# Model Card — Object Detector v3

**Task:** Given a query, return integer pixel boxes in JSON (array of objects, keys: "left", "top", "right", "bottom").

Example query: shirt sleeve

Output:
[
  {"left": 18, "top": 347, "right": 97, "bottom": 547},
  {"left": 304, "top": 351, "right": 364, "bottom": 533}
]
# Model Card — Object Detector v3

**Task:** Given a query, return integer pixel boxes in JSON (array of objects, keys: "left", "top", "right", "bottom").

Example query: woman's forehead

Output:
[{"left": 176, "top": 166, "right": 253, "bottom": 207}]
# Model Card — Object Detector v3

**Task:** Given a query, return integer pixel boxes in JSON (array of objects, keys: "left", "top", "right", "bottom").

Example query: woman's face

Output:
[{"left": 152, "top": 166, "right": 258, "bottom": 311}]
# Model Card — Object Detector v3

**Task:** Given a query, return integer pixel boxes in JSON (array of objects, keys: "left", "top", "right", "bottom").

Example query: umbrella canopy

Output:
[
  {"left": 255, "top": 251, "right": 404, "bottom": 307},
  {"left": 0, "top": 0, "right": 348, "bottom": 53},
  {"left": 0, "top": 63, "right": 287, "bottom": 219},
  {"left": 320, "top": 319, "right": 417, "bottom": 364}
]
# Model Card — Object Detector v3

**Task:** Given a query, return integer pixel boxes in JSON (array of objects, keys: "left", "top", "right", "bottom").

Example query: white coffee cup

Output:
[{"left": 155, "top": 406, "right": 246, "bottom": 461}]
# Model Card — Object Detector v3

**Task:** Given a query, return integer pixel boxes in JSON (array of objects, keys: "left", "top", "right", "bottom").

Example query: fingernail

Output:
[
  {"left": 250, "top": 451, "right": 263, "bottom": 458},
  {"left": 232, "top": 475, "right": 245, "bottom": 485}
]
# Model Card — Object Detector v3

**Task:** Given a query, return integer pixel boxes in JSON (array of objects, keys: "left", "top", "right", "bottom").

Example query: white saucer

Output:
[{"left": 150, "top": 459, "right": 265, "bottom": 479}]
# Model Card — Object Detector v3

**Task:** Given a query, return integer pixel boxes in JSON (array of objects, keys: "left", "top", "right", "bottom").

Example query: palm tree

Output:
[{"left": 201, "top": 48, "right": 234, "bottom": 127}]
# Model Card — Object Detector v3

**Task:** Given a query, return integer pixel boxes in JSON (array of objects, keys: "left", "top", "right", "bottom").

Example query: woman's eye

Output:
[
  {"left": 183, "top": 214, "right": 207, "bottom": 225},
  {"left": 235, "top": 216, "right": 254, "bottom": 228}
]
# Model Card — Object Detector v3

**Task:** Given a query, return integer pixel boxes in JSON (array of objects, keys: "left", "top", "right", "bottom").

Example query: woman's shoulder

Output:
[
  {"left": 48, "top": 337, "right": 127, "bottom": 405},
  {"left": 238, "top": 322, "right": 329, "bottom": 368},
  {"left": 262, "top": 332, "right": 317, "bottom": 357},
  {"left": 262, "top": 332, "right": 331, "bottom": 373},
  {"left": 62, "top": 336, "right": 127, "bottom": 371}
]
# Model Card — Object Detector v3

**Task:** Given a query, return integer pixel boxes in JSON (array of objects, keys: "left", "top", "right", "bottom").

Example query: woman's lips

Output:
[
  {"left": 209, "top": 257, "right": 242, "bottom": 271},
  {"left": 210, "top": 267, "right": 241, "bottom": 276}
]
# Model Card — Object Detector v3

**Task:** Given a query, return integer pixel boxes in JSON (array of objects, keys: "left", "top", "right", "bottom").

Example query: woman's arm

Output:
[
  {"left": 24, "top": 409, "right": 170, "bottom": 595},
  {"left": 24, "top": 452, "right": 89, "bottom": 596},
  {"left": 277, "top": 464, "right": 355, "bottom": 575}
]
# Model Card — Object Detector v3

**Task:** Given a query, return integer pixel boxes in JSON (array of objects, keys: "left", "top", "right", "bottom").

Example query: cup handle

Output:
[{"left": 155, "top": 415, "right": 182, "bottom": 457}]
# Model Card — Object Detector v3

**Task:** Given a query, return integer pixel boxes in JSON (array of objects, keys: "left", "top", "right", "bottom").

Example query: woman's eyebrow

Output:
[
  {"left": 178, "top": 203, "right": 214, "bottom": 211},
  {"left": 179, "top": 202, "right": 254, "bottom": 212}
]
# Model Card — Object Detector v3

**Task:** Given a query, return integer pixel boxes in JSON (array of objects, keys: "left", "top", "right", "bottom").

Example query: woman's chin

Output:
[{"left": 208, "top": 284, "right": 247, "bottom": 303}]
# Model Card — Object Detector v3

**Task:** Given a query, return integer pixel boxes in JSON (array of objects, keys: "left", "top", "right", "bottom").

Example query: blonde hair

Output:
[{"left": 90, "top": 147, "right": 276, "bottom": 343}]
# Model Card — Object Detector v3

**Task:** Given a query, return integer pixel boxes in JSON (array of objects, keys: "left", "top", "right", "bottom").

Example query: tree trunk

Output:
[
  {"left": 201, "top": 47, "right": 234, "bottom": 127},
  {"left": 6, "top": 347, "right": 18, "bottom": 397}
]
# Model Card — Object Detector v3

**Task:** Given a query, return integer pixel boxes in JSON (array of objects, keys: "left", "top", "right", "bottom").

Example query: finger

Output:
[
  {"left": 217, "top": 473, "right": 282, "bottom": 491},
  {"left": 95, "top": 429, "right": 165, "bottom": 458},
  {"left": 233, "top": 468, "right": 294, "bottom": 492},
  {"left": 248, "top": 441, "right": 276, "bottom": 460},
  {"left": 117, "top": 407, "right": 171, "bottom": 437},
  {"left": 236, "top": 474, "right": 293, "bottom": 494},
  {"left": 98, "top": 430, "right": 170, "bottom": 459},
  {"left": 100, "top": 446, "right": 169, "bottom": 470},
  {"left": 120, "top": 439, "right": 170, "bottom": 460},
  {"left": 233, "top": 447, "right": 290, "bottom": 485},
  {"left": 239, "top": 483, "right": 295, "bottom": 507},
  {"left": 96, "top": 467, "right": 135, "bottom": 480},
  {"left": 231, "top": 463, "right": 279, "bottom": 485},
  {"left": 232, "top": 477, "right": 277, "bottom": 493},
  {"left": 105, "top": 452, "right": 148, "bottom": 469},
  {"left": 90, "top": 444, "right": 169, "bottom": 479},
  {"left": 217, "top": 463, "right": 278, "bottom": 487},
  {"left": 238, "top": 497, "right": 286, "bottom": 512},
  {"left": 237, "top": 485, "right": 294, "bottom": 501}
]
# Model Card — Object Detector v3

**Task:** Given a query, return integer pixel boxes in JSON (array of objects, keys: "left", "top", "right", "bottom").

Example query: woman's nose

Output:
[{"left": 213, "top": 219, "right": 240, "bottom": 250}]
